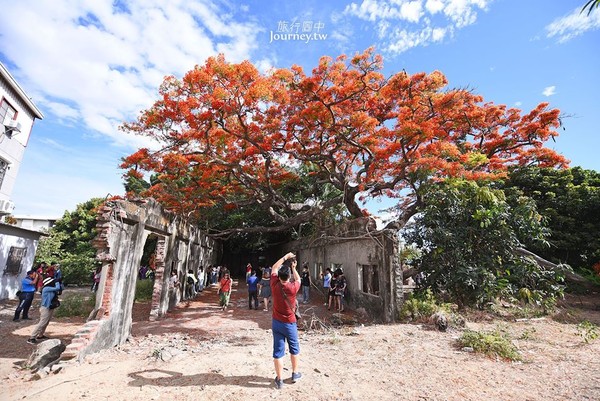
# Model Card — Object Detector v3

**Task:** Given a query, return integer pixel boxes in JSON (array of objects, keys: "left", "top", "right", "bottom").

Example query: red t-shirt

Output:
[
  {"left": 270, "top": 273, "right": 300, "bottom": 323},
  {"left": 219, "top": 277, "right": 232, "bottom": 293}
]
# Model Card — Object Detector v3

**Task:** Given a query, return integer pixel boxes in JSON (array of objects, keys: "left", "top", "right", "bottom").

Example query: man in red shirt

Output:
[{"left": 270, "top": 252, "right": 302, "bottom": 389}]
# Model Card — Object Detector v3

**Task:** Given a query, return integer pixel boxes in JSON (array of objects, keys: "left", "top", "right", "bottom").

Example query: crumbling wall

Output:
[
  {"left": 63, "top": 198, "right": 221, "bottom": 360},
  {"left": 286, "top": 218, "right": 402, "bottom": 323}
]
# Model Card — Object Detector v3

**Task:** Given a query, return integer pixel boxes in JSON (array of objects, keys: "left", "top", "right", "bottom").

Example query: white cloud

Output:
[
  {"left": 0, "top": 0, "right": 262, "bottom": 150},
  {"left": 344, "top": 0, "right": 490, "bottom": 55},
  {"left": 542, "top": 86, "right": 557, "bottom": 97},
  {"left": 546, "top": 7, "right": 600, "bottom": 43},
  {"left": 425, "top": 0, "right": 444, "bottom": 14}
]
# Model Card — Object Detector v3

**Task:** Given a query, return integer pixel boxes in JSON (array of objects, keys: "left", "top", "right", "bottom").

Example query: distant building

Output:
[
  {"left": 13, "top": 215, "right": 60, "bottom": 232},
  {"left": 0, "top": 62, "right": 44, "bottom": 299}
]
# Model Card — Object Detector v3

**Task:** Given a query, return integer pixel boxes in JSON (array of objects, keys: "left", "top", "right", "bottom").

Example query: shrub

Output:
[
  {"left": 54, "top": 293, "right": 96, "bottom": 318},
  {"left": 135, "top": 279, "right": 155, "bottom": 301},
  {"left": 458, "top": 329, "right": 522, "bottom": 361}
]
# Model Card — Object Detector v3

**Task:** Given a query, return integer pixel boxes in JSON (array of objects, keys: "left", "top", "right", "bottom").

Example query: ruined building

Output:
[{"left": 65, "top": 198, "right": 403, "bottom": 359}]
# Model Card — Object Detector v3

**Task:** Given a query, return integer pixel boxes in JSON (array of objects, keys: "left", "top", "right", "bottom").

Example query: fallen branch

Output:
[{"left": 22, "top": 366, "right": 112, "bottom": 399}]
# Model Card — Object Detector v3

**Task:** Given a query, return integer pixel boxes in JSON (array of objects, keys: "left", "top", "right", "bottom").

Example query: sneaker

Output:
[
  {"left": 22, "top": 317, "right": 33, "bottom": 320},
  {"left": 291, "top": 372, "right": 302, "bottom": 383},
  {"left": 13, "top": 317, "right": 19, "bottom": 321},
  {"left": 26, "top": 338, "right": 37, "bottom": 344},
  {"left": 274, "top": 377, "right": 284, "bottom": 390},
  {"left": 36, "top": 335, "right": 49, "bottom": 340}
]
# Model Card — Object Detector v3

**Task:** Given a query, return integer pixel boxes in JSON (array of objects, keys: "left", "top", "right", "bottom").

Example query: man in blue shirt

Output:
[
  {"left": 13, "top": 270, "right": 39, "bottom": 321},
  {"left": 27, "top": 277, "right": 62, "bottom": 344},
  {"left": 247, "top": 269, "right": 260, "bottom": 309}
]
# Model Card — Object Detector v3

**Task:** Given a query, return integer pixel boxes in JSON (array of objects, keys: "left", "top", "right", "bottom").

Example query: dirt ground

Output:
[{"left": 1, "top": 282, "right": 599, "bottom": 401}]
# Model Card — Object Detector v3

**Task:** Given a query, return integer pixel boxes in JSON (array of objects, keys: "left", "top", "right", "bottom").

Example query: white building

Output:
[
  {"left": 0, "top": 62, "right": 44, "bottom": 299},
  {"left": 13, "top": 215, "right": 60, "bottom": 232}
]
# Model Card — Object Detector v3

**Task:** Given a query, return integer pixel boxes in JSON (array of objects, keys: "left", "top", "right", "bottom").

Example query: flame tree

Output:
[{"left": 121, "top": 49, "right": 567, "bottom": 237}]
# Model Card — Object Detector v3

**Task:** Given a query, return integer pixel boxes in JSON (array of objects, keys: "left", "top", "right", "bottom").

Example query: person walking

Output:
[
  {"left": 270, "top": 252, "right": 302, "bottom": 390},
  {"left": 247, "top": 269, "right": 260, "bottom": 309},
  {"left": 300, "top": 263, "right": 311, "bottom": 304},
  {"left": 14, "top": 270, "right": 39, "bottom": 321},
  {"left": 27, "top": 277, "right": 62, "bottom": 344},
  {"left": 218, "top": 270, "right": 233, "bottom": 310}
]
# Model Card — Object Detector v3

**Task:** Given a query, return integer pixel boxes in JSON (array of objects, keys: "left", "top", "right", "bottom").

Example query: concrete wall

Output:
[
  {"left": 66, "top": 198, "right": 221, "bottom": 360},
  {"left": 286, "top": 218, "right": 403, "bottom": 323},
  {"left": 0, "top": 223, "right": 42, "bottom": 299}
]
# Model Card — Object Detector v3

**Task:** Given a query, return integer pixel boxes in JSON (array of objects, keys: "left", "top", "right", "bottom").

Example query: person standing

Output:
[
  {"left": 14, "top": 270, "right": 39, "bottom": 321},
  {"left": 185, "top": 269, "right": 197, "bottom": 299},
  {"left": 270, "top": 252, "right": 302, "bottom": 390},
  {"left": 91, "top": 267, "right": 102, "bottom": 292},
  {"left": 27, "top": 277, "right": 62, "bottom": 344},
  {"left": 328, "top": 271, "right": 338, "bottom": 311},
  {"left": 52, "top": 262, "right": 64, "bottom": 291},
  {"left": 218, "top": 270, "right": 233, "bottom": 310},
  {"left": 245, "top": 263, "right": 253, "bottom": 282},
  {"left": 35, "top": 262, "right": 48, "bottom": 293},
  {"left": 334, "top": 269, "right": 347, "bottom": 312},
  {"left": 169, "top": 270, "right": 180, "bottom": 291},
  {"left": 321, "top": 268, "right": 332, "bottom": 306},
  {"left": 197, "top": 266, "right": 205, "bottom": 293},
  {"left": 300, "top": 263, "right": 311, "bottom": 304},
  {"left": 247, "top": 269, "right": 259, "bottom": 309},
  {"left": 259, "top": 266, "right": 272, "bottom": 311}
]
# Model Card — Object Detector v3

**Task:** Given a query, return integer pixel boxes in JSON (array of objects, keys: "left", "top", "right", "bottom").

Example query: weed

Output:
[
  {"left": 519, "top": 327, "right": 537, "bottom": 340},
  {"left": 328, "top": 333, "right": 341, "bottom": 345},
  {"left": 458, "top": 329, "right": 522, "bottom": 361},
  {"left": 576, "top": 320, "right": 599, "bottom": 344}
]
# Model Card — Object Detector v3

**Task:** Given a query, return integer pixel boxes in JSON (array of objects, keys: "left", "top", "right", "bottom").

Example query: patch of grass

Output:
[
  {"left": 135, "top": 279, "right": 155, "bottom": 301},
  {"left": 576, "top": 320, "right": 599, "bottom": 344},
  {"left": 458, "top": 329, "right": 522, "bottom": 361},
  {"left": 519, "top": 327, "right": 537, "bottom": 340},
  {"left": 54, "top": 293, "right": 96, "bottom": 318}
]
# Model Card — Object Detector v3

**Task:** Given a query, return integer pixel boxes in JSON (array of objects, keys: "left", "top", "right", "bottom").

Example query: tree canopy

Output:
[
  {"left": 404, "top": 180, "right": 565, "bottom": 308},
  {"left": 501, "top": 166, "right": 600, "bottom": 269},
  {"left": 121, "top": 49, "right": 567, "bottom": 237},
  {"left": 35, "top": 198, "right": 103, "bottom": 285}
]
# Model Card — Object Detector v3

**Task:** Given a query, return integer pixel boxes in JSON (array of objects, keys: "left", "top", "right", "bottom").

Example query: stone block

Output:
[{"left": 26, "top": 339, "right": 66, "bottom": 370}]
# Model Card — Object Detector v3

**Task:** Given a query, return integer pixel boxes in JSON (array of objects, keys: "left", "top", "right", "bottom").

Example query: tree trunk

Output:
[{"left": 514, "top": 247, "right": 591, "bottom": 287}]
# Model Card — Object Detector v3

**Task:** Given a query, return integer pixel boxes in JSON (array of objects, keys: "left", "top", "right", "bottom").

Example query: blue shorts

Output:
[{"left": 272, "top": 318, "right": 300, "bottom": 359}]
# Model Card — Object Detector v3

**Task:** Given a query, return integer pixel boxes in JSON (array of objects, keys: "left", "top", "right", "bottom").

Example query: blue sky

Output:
[{"left": 1, "top": 0, "right": 598, "bottom": 218}]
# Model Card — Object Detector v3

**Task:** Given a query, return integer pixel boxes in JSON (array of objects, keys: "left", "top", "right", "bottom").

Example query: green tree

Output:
[
  {"left": 501, "top": 166, "right": 600, "bottom": 270},
  {"left": 35, "top": 198, "right": 104, "bottom": 285},
  {"left": 404, "top": 180, "right": 565, "bottom": 308}
]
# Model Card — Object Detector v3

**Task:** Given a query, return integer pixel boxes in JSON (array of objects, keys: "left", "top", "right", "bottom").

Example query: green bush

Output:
[
  {"left": 135, "top": 279, "right": 155, "bottom": 301},
  {"left": 458, "top": 329, "right": 522, "bottom": 361},
  {"left": 54, "top": 293, "right": 96, "bottom": 318},
  {"left": 399, "top": 289, "right": 442, "bottom": 322}
]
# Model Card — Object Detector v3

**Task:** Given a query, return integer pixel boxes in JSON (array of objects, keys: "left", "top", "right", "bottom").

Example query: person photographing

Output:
[{"left": 270, "top": 252, "right": 302, "bottom": 389}]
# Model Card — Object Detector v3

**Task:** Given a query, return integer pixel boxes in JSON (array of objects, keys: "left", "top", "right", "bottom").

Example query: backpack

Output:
[
  {"left": 187, "top": 275, "right": 194, "bottom": 285},
  {"left": 49, "top": 293, "right": 61, "bottom": 309}
]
